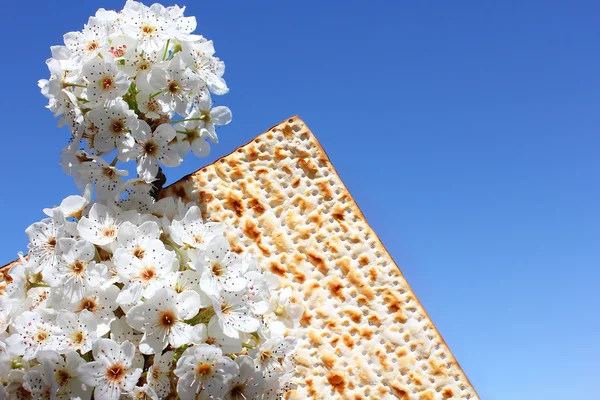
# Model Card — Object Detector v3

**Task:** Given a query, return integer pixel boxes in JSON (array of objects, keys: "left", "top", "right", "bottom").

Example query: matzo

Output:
[{"left": 159, "top": 116, "right": 479, "bottom": 399}]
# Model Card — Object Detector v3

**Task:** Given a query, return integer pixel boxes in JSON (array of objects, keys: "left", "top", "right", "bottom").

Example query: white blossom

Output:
[
  {"left": 126, "top": 287, "right": 199, "bottom": 354},
  {"left": 5, "top": 312, "right": 62, "bottom": 361},
  {"left": 193, "top": 93, "right": 232, "bottom": 143},
  {"left": 147, "top": 351, "right": 173, "bottom": 398},
  {"left": 64, "top": 16, "right": 109, "bottom": 67},
  {"left": 22, "top": 362, "right": 57, "bottom": 400},
  {"left": 224, "top": 355, "right": 265, "bottom": 400},
  {"left": 250, "top": 336, "right": 298, "bottom": 375},
  {"left": 86, "top": 100, "right": 138, "bottom": 154},
  {"left": 120, "top": 121, "right": 182, "bottom": 182},
  {"left": 268, "top": 287, "right": 304, "bottom": 330},
  {"left": 209, "top": 289, "right": 261, "bottom": 339},
  {"left": 26, "top": 209, "right": 68, "bottom": 274},
  {"left": 77, "top": 203, "right": 138, "bottom": 246},
  {"left": 43, "top": 238, "right": 107, "bottom": 302},
  {"left": 169, "top": 206, "right": 226, "bottom": 251},
  {"left": 66, "top": 285, "right": 120, "bottom": 336},
  {"left": 43, "top": 184, "right": 92, "bottom": 219},
  {"left": 114, "top": 239, "right": 177, "bottom": 305},
  {"left": 79, "top": 157, "right": 129, "bottom": 202},
  {"left": 174, "top": 344, "right": 237, "bottom": 400},
  {"left": 121, "top": 1, "right": 175, "bottom": 53},
  {"left": 196, "top": 236, "right": 247, "bottom": 296},
  {"left": 180, "top": 40, "right": 228, "bottom": 95},
  {"left": 82, "top": 57, "right": 130, "bottom": 105},
  {"left": 38, "top": 350, "right": 92, "bottom": 400},
  {"left": 78, "top": 339, "right": 142, "bottom": 400},
  {"left": 56, "top": 310, "right": 98, "bottom": 354},
  {"left": 150, "top": 54, "right": 200, "bottom": 115}
]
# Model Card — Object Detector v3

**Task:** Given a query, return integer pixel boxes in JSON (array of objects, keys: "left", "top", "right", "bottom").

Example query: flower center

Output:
[
  {"left": 71, "top": 260, "right": 85, "bottom": 275},
  {"left": 55, "top": 369, "right": 71, "bottom": 386},
  {"left": 141, "top": 24, "right": 156, "bottom": 35},
  {"left": 230, "top": 384, "right": 247, "bottom": 397},
  {"left": 102, "top": 166, "right": 116, "bottom": 179},
  {"left": 105, "top": 363, "right": 126, "bottom": 383},
  {"left": 109, "top": 45, "right": 127, "bottom": 58},
  {"left": 132, "top": 246, "right": 146, "bottom": 259},
  {"left": 173, "top": 282, "right": 184, "bottom": 294},
  {"left": 168, "top": 80, "right": 181, "bottom": 94},
  {"left": 111, "top": 120, "right": 125, "bottom": 134},
  {"left": 200, "top": 109, "right": 212, "bottom": 123},
  {"left": 274, "top": 304, "right": 286, "bottom": 317},
  {"left": 211, "top": 262, "right": 223, "bottom": 277},
  {"left": 158, "top": 310, "right": 176, "bottom": 328},
  {"left": 260, "top": 350, "right": 272, "bottom": 362},
  {"left": 196, "top": 363, "right": 213, "bottom": 376},
  {"left": 192, "top": 234, "right": 204, "bottom": 244},
  {"left": 146, "top": 98, "right": 159, "bottom": 112},
  {"left": 35, "top": 330, "right": 49, "bottom": 343},
  {"left": 144, "top": 141, "right": 158, "bottom": 156},
  {"left": 78, "top": 297, "right": 98, "bottom": 313},
  {"left": 76, "top": 153, "right": 92, "bottom": 163},
  {"left": 140, "top": 267, "right": 156, "bottom": 281},
  {"left": 183, "top": 128, "right": 201, "bottom": 144},
  {"left": 151, "top": 368, "right": 160, "bottom": 380},
  {"left": 86, "top": 41, "right": 100, "bottom": 53},
  {"left": 220, "top": 303, "right": 230, "bottom": 315},
  {"left": 47, "top": 237, "right": 57, "bottom": 247},
  {"left": 72, "top": 331, "right": 85, "bottom": 345},
  {"left": 101, "top": 225, "right": 116, "bottom": 238},
  {"left": 101, "top": 76, "right": 114, "bottom": 91}
]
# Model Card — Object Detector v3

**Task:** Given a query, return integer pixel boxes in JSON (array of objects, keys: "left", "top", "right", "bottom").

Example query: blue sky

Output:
[{"left": 1, "top": 1, "right": 599, "bottom": 398}]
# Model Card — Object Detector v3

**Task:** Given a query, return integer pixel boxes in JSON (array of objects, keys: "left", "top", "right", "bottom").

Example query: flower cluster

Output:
[
  {"left": 0, "top": 1, "right": 303, "bottom": 399},
  {"left": 39, "top": 0, "right": 232, "bottom": 200},
  {"left": 0, "top": 201, "right": 302, "bottom": 399}
]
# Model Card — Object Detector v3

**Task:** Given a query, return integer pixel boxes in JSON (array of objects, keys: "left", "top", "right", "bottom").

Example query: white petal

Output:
[
  {"left": 210, "top": 106, "right": 231, "bottom": 126},
  {"left": 140, "top": 329, "right": 167, "bottom": 355},
  {"left": 154, "top": 124, "right": 176, "bottom": 142},
  {"left": 137, "top": 155, "right": 158, "bottom": 182}
]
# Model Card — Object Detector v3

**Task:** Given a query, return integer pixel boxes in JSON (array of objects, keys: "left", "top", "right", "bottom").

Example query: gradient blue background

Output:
[{"left": 1, "top": 1, "right": 599, "bottom": 398}]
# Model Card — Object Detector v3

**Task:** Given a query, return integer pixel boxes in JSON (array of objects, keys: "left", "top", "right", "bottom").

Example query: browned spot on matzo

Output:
[
  {"left": 327, "top": 278, "right": 345, "bottom": 301},
  {"left": 247, "top": 197, "right": 266, "bottom": 215},
  {"left": 270, "top": 261, "right": 287, "bottom": 277},
  {"left": 306, "top": 249, "right": 328, "bottom": 275},
  {"left": 326, "top": 372, "right": 346, "bottom": 394}
]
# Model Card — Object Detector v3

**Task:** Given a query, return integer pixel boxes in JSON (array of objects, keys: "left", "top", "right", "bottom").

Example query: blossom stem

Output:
[
  {"left": 149, "top": 89, "right": 166, "bottom": 99},
  {"left": 241, "top": 343, "right": 256, "bottom": 350},
  {"left": 64, "top": 83, "right": 87, "bottom": 88},
  {"left": 163, "top": 39, "right": 171, "bottom": 61},
  {"left": 94, "top": 245, "right": 102, "bottom": 262},
  {"left": 169, "top": 117, "right": 206, "bottom": 124},
  {"left": 110, "top": 156, "right": 119, "bottom": 166},
  {"left": 164, "top": 239, "right": 186, "bottom": 270},
  {"left": 185, "top": 307, "right": 215, "bottom": 325},
  {"left": 167, "top": 46, "right": 181, "bottom": 60},
  {"left": 28, "top": 282, "right": 49, "bottom": 288}
]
